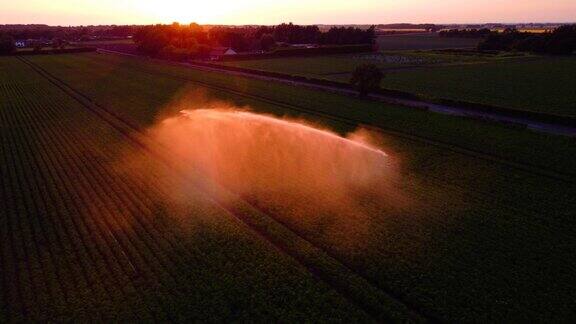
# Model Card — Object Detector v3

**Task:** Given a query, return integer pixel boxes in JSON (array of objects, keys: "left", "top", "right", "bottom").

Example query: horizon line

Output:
[{"left": 2, "top": 21, "right": 576, "bottom": 28}]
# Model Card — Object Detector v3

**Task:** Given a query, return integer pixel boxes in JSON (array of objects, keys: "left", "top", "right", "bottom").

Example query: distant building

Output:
[
  {"left": 14, "top": 40, "right": 26, "bottom": 48},
  {"left": 291, "top": 44, "right": 318, "bottom": 49},
  {"left": 209, "top": 47, "right": 237, "bottom": 60}
]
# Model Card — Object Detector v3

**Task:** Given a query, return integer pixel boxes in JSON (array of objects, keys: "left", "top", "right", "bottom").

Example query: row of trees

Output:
[
  {"left": 270, "top": 24, "right": 376, "bottom": 45},
  {"left": 0, "top": 24, "right": 138, "bottom": 41},
  {"left": 272, "top": 23, "right": 321, "bottom": 44},
  {"left": 206, "top": 24, "right": 374, "bottom": 51},
  {"left": 377, "top": 23, "right": 440, "bottom": 32},
  {"left": 134, "top": 22, "right": 376, "bottom": 60},
  {"left": 478, "top": 25, "right": 576, "bottom": 54},
  {"left": 320, "top": 26, "right": 376, "bottom": 45},
  {"left": 134, "top": 23, "right": 211, "bottom": 59},
  {"left": 208, "top": 26, "right": 260, "bottom": 52},
  {"left": 0, "top": 25, "right": 68, "bottom": 40}
]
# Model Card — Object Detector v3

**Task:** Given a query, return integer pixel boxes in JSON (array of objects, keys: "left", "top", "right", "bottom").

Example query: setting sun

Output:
[{"left": 135, "top": 0, "right": 240, "bottom": 24}]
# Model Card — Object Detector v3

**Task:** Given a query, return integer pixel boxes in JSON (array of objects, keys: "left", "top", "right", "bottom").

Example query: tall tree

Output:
[
  {"left": 260, "top": 34, "right": 276, "bottom": 51},
  {"left": 350, "top": 64, "right": 384, "bottom": 97}
]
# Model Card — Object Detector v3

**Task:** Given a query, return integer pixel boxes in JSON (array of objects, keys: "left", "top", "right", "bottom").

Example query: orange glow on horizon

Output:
[{"left": 1, "top": 0, "right": 575, "bottom": 25}]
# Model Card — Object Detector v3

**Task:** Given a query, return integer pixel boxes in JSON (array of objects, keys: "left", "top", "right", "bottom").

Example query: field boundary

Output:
[
  {"left": 217, "top": 44, "right": 374, "bottom": 61},
  {"left": 18, "top": 56, "right": 435, "bottom": 323},
  {"left": 1, "top": 47, "right": 97, "bottom": 57}
]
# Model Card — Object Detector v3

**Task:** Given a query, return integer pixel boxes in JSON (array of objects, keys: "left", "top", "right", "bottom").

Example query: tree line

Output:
[
  {"left": 0, "top": 24, "right": 139, "bottom": 41},
  {"left": 134, "top": 23, "right": 212, "bottom": 60},
  {"left": 1, "top": 22, "right": 376, "bottom": 57},
  {"left": 134, "top": 22, "right": 376, "bottom": 60},
  {"left": 478, "top": 25, "right": 576, "bottom": 54},
  {"left": 440, "top": 25, "right": 576, "bottom": 54}
]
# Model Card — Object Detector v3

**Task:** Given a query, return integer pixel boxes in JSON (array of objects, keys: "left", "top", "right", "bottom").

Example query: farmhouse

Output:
[
  {"left": 209, "top": 47, "right": 237, "bottom": 60},
  {"left": 14, "top": 40, "right": 27, "bottom": 48}
]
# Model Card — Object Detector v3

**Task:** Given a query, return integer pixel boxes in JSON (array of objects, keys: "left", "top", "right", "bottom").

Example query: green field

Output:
[
  {"left": 2, "top": 53, "right": 576, "bottom": 322},
  {"left": 218, "top": 52, "right": 432, "bottom": 77},
  {"left": 218, "top": 51, "right": 491, "bottom": 77},
  {"left": 217, "top": 52, "right": 576, "bottom": 117},
  {"left": 376, "top": 33, "right": 480, "bottom": 51},
  {"left": 382, "top": 56, "right": 576, "bottom": 117},
  {"left": 0, "top": 56, "right": 379, "bottom": 322}
]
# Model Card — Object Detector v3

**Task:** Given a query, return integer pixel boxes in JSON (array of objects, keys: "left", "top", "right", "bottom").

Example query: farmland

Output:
[
  {"left": 382, "top": 56, "right": 576, "bottom": 117},
  {"left": 0, "top": 56, "right": 385, "bottom": 322},
  {"left": 216, "top": 51, "right": 576, "bottom": 118},
  {"left": 29, "top": 53, "right": 576, "bottom": 174},
  {"left": 1, "top": 52, "right": 575, "bottom": 322},
  {"left": 215, "top": 32, "right": 491, "bottom": 80},
  {"left": 376, "top": 33, "right": 480, "bottom": 50},
  {"left": 218, "top": 53, "right": 433, "bottom": 78},
  {"left": 217, "top": 51, "right": 483, "bottom": 78}
]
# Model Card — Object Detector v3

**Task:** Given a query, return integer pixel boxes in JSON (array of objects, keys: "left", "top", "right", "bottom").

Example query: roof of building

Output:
[{"left": 209, "top": 47, "right": 237, "bottom": 56}]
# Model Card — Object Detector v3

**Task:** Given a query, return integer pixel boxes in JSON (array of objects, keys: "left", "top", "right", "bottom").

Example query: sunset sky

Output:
[{"left": 2, "top": 0, "right": 575, "bottom": 25}]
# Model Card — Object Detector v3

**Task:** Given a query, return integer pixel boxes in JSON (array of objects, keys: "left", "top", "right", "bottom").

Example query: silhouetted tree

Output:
[
  {"left": 545, "top": 25, "right": 576, "bottom": 54},
  {"left": 0, "top": 24, "right": 142, "bottom": 43},
  {"left": 133, "top": 23, "right": 212, "bottom": 57},
  {"left": 260, "top": 34, "right": 276, "bottom": 51},
  {"left": 319, "top": 26, "right": 376, "bottom": 45},
  {"left": 208, "top": 27, "right": 251, "bottom": 51},
  {"left": 478, "top": 24, "right": 576, "bottom": 54},
  {"left": 350, "top": 64, "right": 384, "bottom": 97},
  {"left": 478, "top": 28, "right": 521, "bottom": 50},
  {"left": 274, "top": 23, "right": 320, "bottom": 44}
]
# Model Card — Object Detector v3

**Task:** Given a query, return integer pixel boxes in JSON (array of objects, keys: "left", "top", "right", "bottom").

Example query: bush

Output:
[{"left": 350, "top": 64, "right": 384, "bottom": 97}]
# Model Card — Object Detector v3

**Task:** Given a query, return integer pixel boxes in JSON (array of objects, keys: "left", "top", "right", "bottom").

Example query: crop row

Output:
[{"left": 1, "top": 77, "right": 169, "bottom": 320}]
